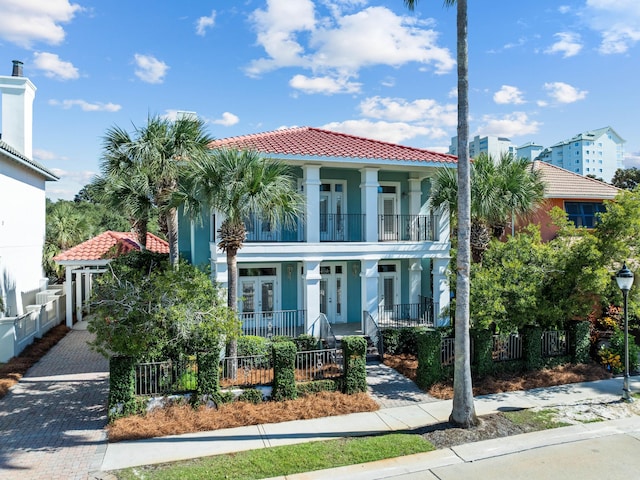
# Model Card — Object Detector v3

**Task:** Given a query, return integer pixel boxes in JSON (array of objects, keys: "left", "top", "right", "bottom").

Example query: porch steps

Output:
[{"left": 332, "top": 334, "right": 381, "bottom": 362}]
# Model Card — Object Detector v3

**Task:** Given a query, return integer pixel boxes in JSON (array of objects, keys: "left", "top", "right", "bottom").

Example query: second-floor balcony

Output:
[{"left": 242, "top": 213, "right": 439, "bottom": 243}]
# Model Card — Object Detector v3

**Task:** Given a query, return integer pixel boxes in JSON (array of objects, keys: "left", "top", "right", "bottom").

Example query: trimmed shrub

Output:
[
  {"left": 272, "top": 341, "right": 297, "bottom": 401},
  {"left": 472, "top": 328, "right": 494, "bottom": 377},
  {"left": 296, "top": 379, "right": 339, "bottom": 396},
  {"left": 523, "top": 326, "right": 544, "bottom": 371},
  {"left": 398, "top": 327, "right": 425, "bottom": 355},
  {"left": 108, "top": 356, "right": 136, "bottom": 420},
  {"left": 237, "top": 388, "right": 264, "bottom": 404},
  {"left": 568, "top": 320, "right": 591, "bottom": 364},
  {"left": 415, "top": 330, "right": 443, "bottom": 389},
  {"left": 342, "top": 336, "right": 367, "bottom": 394},
  {"left": 237, "top": 336, "right": 269, "bottom": 357},
  {"left": 294, "top": 334, "right": 320, "bottom": 352},
  {"left": 381, "top": 329, "right": 400, "bottom": 355},
  {"left": 197, "top": 350, "right": 221, "bottom": 401}
]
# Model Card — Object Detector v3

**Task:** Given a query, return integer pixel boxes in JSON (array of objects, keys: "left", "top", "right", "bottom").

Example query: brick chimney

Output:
[{"left": 0, "top": 60, "right": 36, "bottom": 158}]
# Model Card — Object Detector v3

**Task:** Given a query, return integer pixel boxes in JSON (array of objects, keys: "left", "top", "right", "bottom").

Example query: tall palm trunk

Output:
[
  {"left": 166, "top": 207, "right": 179, "bottom": 267},
  {"left": 450, "top": 0, "right": 478, "bottom": 428}
]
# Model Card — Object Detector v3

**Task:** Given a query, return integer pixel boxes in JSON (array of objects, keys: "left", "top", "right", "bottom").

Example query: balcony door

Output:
[
  {"left": 319, "top": 263, "right": 346, "bottom": 324},
  {"left": 319, "top": 182, "right": 345, "bottom": 241},
  {"left": 238, "top": 267, "right": 279, "bottom": 324},
  {"left": 378, "top": 185, "right": 399, "bottom": 241}
]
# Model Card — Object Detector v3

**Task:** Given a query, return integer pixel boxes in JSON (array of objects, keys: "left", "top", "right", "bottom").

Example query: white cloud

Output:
[
  {"left": 33, "top": 52, "right": 79, "bottom": 80},
  {"left": 493, "top": 85, "right": 525, "bottom": 105},
  {"left": 0, "top": 0, "right": 81, "bottom": 48},
  {"left": 322, "top": 119, "right": 446, "bottom": 144},
  {"left": 195, "top": 10, "right": 216, "bottom": 36},
  {"left": 558, "top": 5, "right": 571, "bottom": 14},
  {"left": 33, "top": 149, "right": 69, "bottom": 162},
  {"left": 289, "top": 74, "right": 361, "bottom": 94},
  {"left": 49, "top": 168, "right": 95, "bottom": 184},
  {"left": 543, "top": 81, "right": 588, "bottom": 103},
  {"left": 133, "top": 54, "right": 169, "bottom": 84},
  {"left": 212, "top": 112, "right": 239, "bottom": 126},
  {"left": 246, "top": 2, "right": 454, "bottom": 91},
  {"left": 162, "top": 110, "right": 199, "bottom": 121},
  {"left": 545, "top": 32, "right": 583, "bottom": 57},
  {"left": 475, "top": 112, "right": 541, "bottom": 138},
  {"left": 48, "top": 99, "right": 122, "bottom": 112},
  {"left": 624, "top": 151, "right": 640, "bottom": 168},
  {"left": 583, "top": 0, "right": 640, "bottom": 54},
  {"left": 358, "top": 96, "right": 457, "bottom": 128}
]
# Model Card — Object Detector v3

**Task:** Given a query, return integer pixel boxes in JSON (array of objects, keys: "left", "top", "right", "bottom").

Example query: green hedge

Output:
[
  {"left": 381, "top": 329, "right": 400, "bottom": 355},
  {"left": 296, "top": 379, "right": 339, "bottom": 396},
  {"left": 415, "top": 330, "right": 443, "bottom": 389},
  {"left": 238, "top": 388, "right": 264, "bottom": 404},
  {"left": 293, "top": 334, "right": 320, "bottom": 352},
  {"left": 108, "top": 356, "right": 136, "bottom": 420},
  {"left": 523, "top": 326, "right": 544, "bottom": 371},
  {"left": 197, "top": 349, "right": 221, "bottom": 403},
  {"left": 342, "top": 336, "right": 367, "bottom": 394},
  {"left": 472, "top": 329, "right": 494, "bottom": 377},
  {"left": 271, "top": 341, "right": 297, "bottom": 401},
  {"left": 568, "top": 321, "right": 591, "bottom": 364},
  {"left": 237, "top": 336, "right": 269, "bottom": 357}
]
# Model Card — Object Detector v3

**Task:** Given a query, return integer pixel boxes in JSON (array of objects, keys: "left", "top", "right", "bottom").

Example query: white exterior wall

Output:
[{"left": 0, "top": 158, "right": 47, "bottom": 316}]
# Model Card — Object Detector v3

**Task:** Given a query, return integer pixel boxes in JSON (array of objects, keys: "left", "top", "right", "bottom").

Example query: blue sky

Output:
[{"left": 1, "top": 0, "right": 639, "bottom": 200}]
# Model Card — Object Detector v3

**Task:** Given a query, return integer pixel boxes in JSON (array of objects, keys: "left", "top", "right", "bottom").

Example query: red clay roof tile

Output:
[
  {"left": 53, "top": 231, "right": 169, "bottom": 262},
  {"left": 210, "top": 127, "right": 457, "bottom": 163}
]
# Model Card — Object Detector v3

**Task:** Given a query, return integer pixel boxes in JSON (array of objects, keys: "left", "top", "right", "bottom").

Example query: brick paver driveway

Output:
[{"left": 0, "top": 323, "right": 109, "bottom": 480}]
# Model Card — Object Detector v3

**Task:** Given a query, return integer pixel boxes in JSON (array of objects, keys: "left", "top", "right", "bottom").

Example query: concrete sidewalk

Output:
[{"left": 101, "top": 375, "right": 640, "bottom": 473}]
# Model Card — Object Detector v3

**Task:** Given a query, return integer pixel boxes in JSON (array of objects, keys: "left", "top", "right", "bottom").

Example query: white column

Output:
[
  {"left": 303, "top": 165, "right": 321, "bottom": 243},
  {"left": 84, "top": 271, "right": 91, "bottom": 315},
  {"left": 360, "top": 259, "right": 379, "bottom": 331},
  {"left": 215, "top": 259, "right": 228, "bottom": 289},
  {"left": 436, "top": 203, "right": 450, "bottom": 243},
  {"left": 360, "top": 168, "right": 379, "bottom": 242},
  {"left": 75, "top": 271, "right": 83, "bottom": 322},
  {"left": 409, "top": 260, "right": 422, "bottom": 304},
  {"left": 303, "top": 260, "right": 322, "bottom": 336},
  {"left": 408, "top": 177, "right": 422, "bottom": 241},
  {"left": 432, "top": 257, "right": 450, "bottom": 327},
  {"left": 65, "top": 266, "right": 73, "bottom": 327}
]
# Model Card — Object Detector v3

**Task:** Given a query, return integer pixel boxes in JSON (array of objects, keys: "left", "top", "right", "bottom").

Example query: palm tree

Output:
[
  {"left": 404, "top": 0, "right": 476, "bottom": 427},
  {"left": 431, "top": 152, "right": 546, "bottom": 263},
  {"left": 182, "top": 148, "right": 303, "bottom": 365},
  {"left": 100, "top": 115, "right": 213, "bottom": 266}
]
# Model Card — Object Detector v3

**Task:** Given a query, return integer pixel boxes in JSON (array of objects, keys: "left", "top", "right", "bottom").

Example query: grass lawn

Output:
[{"left": 113, "top": 433, "right": 435, "bottom": 480}]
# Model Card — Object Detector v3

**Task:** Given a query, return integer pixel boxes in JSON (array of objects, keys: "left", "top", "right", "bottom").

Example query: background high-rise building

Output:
[{"left": 449, "top": 135, "right": 517, "bottom": 159}]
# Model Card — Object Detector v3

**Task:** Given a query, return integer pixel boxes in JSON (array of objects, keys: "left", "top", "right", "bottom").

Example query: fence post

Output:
[
  {"left": 342, "top": 336, "right": 367, "bottom": 394},
  {"left": 197, "top": 349, "right": 221, "bottom": 402},
  {"left": 472, "top": 328, "right": 493, "bottom": 377},
  {"left": 523, "top": 326, "right": 544, "bottom": 371},
  {"left": 416, "top": 330, "right": 442, "bottom": 389},
  {"left": 108, "top": 356, "right": 136, "bottom": 419},
  {"left": 272, "top": 341, "right": 298, "bottom": 401},
  {"left": 568, "top": 320, "right": 591, "bottom": 364}
]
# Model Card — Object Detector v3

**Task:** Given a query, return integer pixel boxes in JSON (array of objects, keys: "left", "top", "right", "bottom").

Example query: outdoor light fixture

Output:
[{"left": 615, "top": 263, "right": 634, "bottom": 402}]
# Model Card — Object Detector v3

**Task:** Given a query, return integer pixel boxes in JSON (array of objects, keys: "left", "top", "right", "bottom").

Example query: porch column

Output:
[
  {"left": 65, "top": 266, "right": 73, "bottom": 327},
  {"left": 360, "top": 168, "right": 379, "bottom": 242},
  {"left": 360, "top": 259, "right": 379, "bottom": 331},
  {"left": 408, "top": 177, "right": 422, "bottom": 241},
  {"left": 303, "top": 260, "right": 321, "bottom": 337},
  {"left": 75, "top": 270, "right": 83, "bottom": 322},
  {"left": 303, "top": 165, "right": 321, "bottom": 243},
  {"left": 409, "top": 260, "right": 422, "bottom": 305},
  {"left": 436, "top": 203, "right": 450, "bottom": 243},
  {"left": 84, "top": 271, "right": 91, "bottom": 315},
  {"left": 432, "top": 257, "right": 450, "bottom": 327}
]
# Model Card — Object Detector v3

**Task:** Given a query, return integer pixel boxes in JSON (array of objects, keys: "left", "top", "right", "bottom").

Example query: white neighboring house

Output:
[
  {"left": 0, "top": 61, "right": 59, "bottom": 362},
  {"left": 449, "top": 135, "right": 517, "bottom": 159}
]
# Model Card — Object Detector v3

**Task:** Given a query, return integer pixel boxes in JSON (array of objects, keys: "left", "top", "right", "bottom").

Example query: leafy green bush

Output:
[
  {"left": 608, "top": 328, "right": 640, "bottom": 372},
  {"left": 342, "top": 336, "right": 367, "bottom": 394},
  {"left": 294, "top": 334, "right": 320, "bottom": 352},
  {"left": 237, "top": 388, "right": 264, "bottom": 404},
  {"left": 415, "top": 330, "right": 443, "bottom": 389},
  {"left": 272, "top": 341, "right": 297, "bottom": 401},
  {"left": 381, "top": 329, "right": 400, "bottom": 355},
  {"left": 108, "top": 356, "right": 136, "bottom": 420},
  {"left": 296, "top": 379, "right": 338, "bottom": 396},
  {"left": 238, "top": 336, "right": 270, "bottom": 357},
  {"left": 398, "top": 327, "right": 427, "bottom": 355},
  {"left": 88, "top": 251, "right": 240, "bottom": 359}
]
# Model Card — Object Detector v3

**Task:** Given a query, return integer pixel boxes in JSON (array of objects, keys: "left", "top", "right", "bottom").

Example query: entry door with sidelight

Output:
[
  {"left": 320, "top": 182, "right": 345, "bottom": 241},
  {"left": 378, "top": 263, "right": 399, "bottom": 321},
  {"left": 239, "top": 267, "right": 278, "bottom": 331},
  {"left": 378, "top": 185, "right": 398, "bottom": 241},
  {"left": 319, "top": 264, "right": 346, "bottom": 324}
]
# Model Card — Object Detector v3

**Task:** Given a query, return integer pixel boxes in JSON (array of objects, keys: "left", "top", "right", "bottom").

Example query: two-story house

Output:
[{"left": 178, "top": 127, "right": 455, "bottom": 338}]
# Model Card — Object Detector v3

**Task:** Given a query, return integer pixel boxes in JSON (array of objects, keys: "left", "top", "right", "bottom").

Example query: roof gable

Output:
[
  {"left": 210, "top": 127, "right": 456, "bottom": 164},
  {"left": 533, "top": 161, "right": 620, "bottom": 200},
  {"left": 53, "top": 231, "right": 169, "bottom": 262}
]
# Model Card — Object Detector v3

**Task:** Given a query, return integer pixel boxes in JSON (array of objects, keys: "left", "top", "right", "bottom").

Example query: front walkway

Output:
[
  {"left": 0, "top": 322, "right": 109, "bottom": 480},
  {"left": 366, "top": 361, "right": 439, "bottom": 408}
]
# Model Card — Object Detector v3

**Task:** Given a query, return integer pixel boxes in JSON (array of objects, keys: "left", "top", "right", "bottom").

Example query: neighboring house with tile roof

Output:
[
  {"left": 53, "top": 231, "right": 169, "bottom": 325},
  {"left": 0, "top": 61, "right": 58, "bottom": 321},
  {"left": 518, "top": 161, "right": 620, "bottom": 241},
  {"left": 179, "top": 126, "right": 455, "bottom": 338}
]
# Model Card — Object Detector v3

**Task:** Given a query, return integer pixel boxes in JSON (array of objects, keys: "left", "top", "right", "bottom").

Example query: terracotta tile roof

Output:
[
  {"left": 210, "top": 127, "right": 457, "bottom": 164},
  {"left": 533, "top": 161, "right": 620, "bottom": 199},
  {"left": 53, "top": 231, "right": 169, "bottom": 262}
]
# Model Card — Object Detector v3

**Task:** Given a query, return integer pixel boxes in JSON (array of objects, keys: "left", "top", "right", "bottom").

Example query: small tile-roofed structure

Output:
[
  {"left": 53, "top": 231, "right": 168, "bottom": 262},
  {"left": 53, "top": 231, "right": 168, "bottom": 326},
  {"left": 209, "top": 126, "right": 457, "bottom": 164}
]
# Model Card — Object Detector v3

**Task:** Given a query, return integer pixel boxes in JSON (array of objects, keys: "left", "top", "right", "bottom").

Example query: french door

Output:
[
  {"left": 378, "top": 263, "right": 399, "bottom": 319},
  {"left": 319, "top": 263, "right": 346, "bottom": 324},
  {"left": 378, "top": 186, "right": 398, "bottom": 241},
  {"left": 320, "top": 182, "right": 345, "bottom": 241}
]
